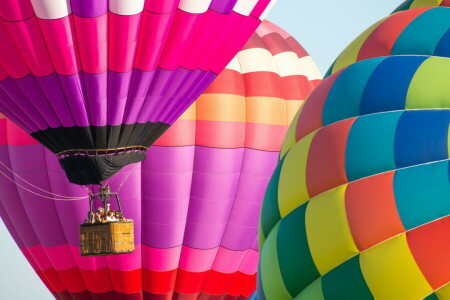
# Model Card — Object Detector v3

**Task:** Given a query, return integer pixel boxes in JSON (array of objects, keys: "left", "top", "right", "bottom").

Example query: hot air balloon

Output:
[
  {"left": 0, "top": 0, "right": 276, "bottom": 186},
  {"left": 0, "top": 21, "right": 321, "bottom": 299},
  {"left": 258, "top": 2, "right": 450, "bottom": 300}
]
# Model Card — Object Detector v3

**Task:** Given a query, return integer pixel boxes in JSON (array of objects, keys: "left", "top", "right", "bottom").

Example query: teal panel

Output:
[
  {"left": 392, "top": 7, "right": 450, "bottom": 55},
  {"left": 423, "top": 293, "right": 439, "bottom": 300},
  {"left": 394, "top": 160, "right": 450, "bottom": 230},
  {"left": 346, "top": 111, "right": 402, "bottom": 181},
  {"left": 322, "top": 255, "right": 374, "bottom": 300},
  {"left": 322, "top": 57, "right": 387, "bottom": 126},
  {"left": 277, "top": 203, "right": 320, "bottom": 297},
  {"left": 260, "top": 158, "right": 284, "bottom": 240}
]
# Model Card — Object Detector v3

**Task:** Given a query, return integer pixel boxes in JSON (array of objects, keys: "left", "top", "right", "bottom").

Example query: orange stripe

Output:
[{"left": 196, "top": 94, "right": 246, "bottom": 122}]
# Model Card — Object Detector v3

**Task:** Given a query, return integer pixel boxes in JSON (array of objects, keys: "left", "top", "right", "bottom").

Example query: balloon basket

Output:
[{"left": 80, "top": 221, "right": 135, "bottom": 256}]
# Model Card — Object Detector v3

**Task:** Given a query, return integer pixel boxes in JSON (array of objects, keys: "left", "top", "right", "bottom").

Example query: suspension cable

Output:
[
  {"left": 0, "top": 169, "right": 89, "bottom": 201},
  {"left": 0, "top": 161, "right": 89, "bottom": 200}
]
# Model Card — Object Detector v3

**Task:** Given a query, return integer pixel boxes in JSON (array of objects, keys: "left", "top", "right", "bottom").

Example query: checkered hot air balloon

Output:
[{"left": 258, "top": 1, "right": 450, "bottom": 299}]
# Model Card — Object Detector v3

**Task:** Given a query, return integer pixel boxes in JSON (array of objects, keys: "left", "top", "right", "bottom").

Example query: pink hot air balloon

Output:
[
  {"left": 0, "top": 0, "right": 276, "bottom": 185},
  {"left": 0, "top": 21, "right": 321, "bottom": 299}
]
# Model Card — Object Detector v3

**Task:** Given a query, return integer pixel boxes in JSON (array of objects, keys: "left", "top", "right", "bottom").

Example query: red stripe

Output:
[
  {"left": 109, "top": 268, "right": 143, "bottom": 294},
  {"left": 42, "top": 267, "right": 254, "bottom": 296},
  {"left": 295, "top": 69, "right": 343, "bottom": 141},
  {"left": 261, "top": 33, "right": 292, "bottom": 56},
  {"left": 143, "top": 268, "right": 177, "bottom": 294},
  {"left": 204, "top": 69, "right": 244, "bottom": 96},
  {"left": 79, "top": 268, "right": 114, "bottom": 294},
  {"left": 243, "top": 72, "right": 282, "bottom": 98},
  {"left": 281, "top": 75, "right": 314, "bottom": 100},
  {"left": 41, "top": 268, "right": 70, "bottom": 293},
  {"left": 306, "top": 118, "right": 355, "bottom": 197},
  {"left": 241, "top": 33, "right": 267, "bottom": 51},
  {"left": 357, "top": 8, "right": 430, "bottom": 61},
  {"left": 286, "top": 37, "right": 309, "bottom": 58},
  {"left": 407, "top": 216, "right": 450, "bottom": 289}
]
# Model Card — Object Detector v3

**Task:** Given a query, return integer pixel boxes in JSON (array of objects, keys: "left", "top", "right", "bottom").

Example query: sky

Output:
[{"left": 0, "top": 1, "right": 404, "bottom": 299}]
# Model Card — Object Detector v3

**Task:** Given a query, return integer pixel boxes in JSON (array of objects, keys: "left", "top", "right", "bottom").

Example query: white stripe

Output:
[
  {"left": 237, "top": 48, "right": 277, "bottom": 74},
  {"left": 179, "top": 0, "right": 212, "bottom": 14},
  {"left": 31, "top": 0, "right": 71, "bottom": 19},
  {"left": 225, "top": 56, "right": 243, "bottom": 73},
  {"left": 274, "top": 52, "right": 322, "bottom": 78},
  {"left": 299, "top": 56, "right": 322, "bottom": 80},
  {"left": 109, "top": 0, "right": 145, "bottom": 15},
  {"left": 259, "top": 0, "right": 277, "bottom": 20},
  {"left": 233, "top": 0, "right": 258, "bottom": 16}
]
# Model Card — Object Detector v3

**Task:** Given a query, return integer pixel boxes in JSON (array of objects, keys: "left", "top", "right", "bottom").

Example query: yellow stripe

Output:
[
  {"left": 280, "top": 107, "right": 303, "bottom": 158},
  {"left": 361, "top": 234, "right": 433, "bottom": 299},
  {"left": 305, "top": 184, "right": 359, "bottom": 275},
  {"left": 278, "top": 130, "right": 316, "bottom": 217},
  {"left": 410, "top": 0, "right": 443, "bottom": 9},
  {"left": 332, "top": 18, "right": 386, "bottom": 74}
]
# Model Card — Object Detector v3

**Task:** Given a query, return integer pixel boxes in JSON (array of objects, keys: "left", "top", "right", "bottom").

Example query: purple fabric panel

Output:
[
  {"left": 70, "top": 0, "right": 108, "bottom": 18},
  {"left": 183, "top": 147, "right": 244, "bottom": 249},
  {"left": 122, "top": 69, "right": 155, "bottom": 125},
  {"left": 107, "top": 70, "right": 132, "bottom": 126},
  {"left": 83, "top": 72, "right": 107, "bottom": 127},
  {"left": 209, "top": 0, "right": 239, "bottom": 14},
  {"left": 141, "top": 146, "right": 195, "bottom": 248},
  {"left": 0, "top": 146, "right": 42, "bottom": 248},
  {"left": 137, "top": 68, "right": 208, "bottom": 124},
  {"left": 0, "top": 78, "right": 48, "bottom": 130},
  {"left": 57, "top": 74, "right": 90, "bottom": 127},
  {"left": 221, "top": 149, "right": 278, "bottom": 250},
  {"left": 36, "top": 74, "right": 76, "bottom": 128},
  {"left": 15, "top": 75, "right": 61, "bottom": 128},
  {"left": 8, "top": 144, "right": 68, "bottom": 247}
]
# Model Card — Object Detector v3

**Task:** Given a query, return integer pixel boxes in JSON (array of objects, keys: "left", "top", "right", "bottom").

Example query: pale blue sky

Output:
[{"left": 0, "top": 1, "right": 404, "bottom": 299}]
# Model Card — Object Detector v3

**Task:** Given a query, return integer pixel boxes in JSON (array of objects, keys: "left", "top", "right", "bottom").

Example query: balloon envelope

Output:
[
  {"left": 0, "top": 0, "right": 276, "bottom": 185},
  {"left": 0, "top": 21, "right": 321, "bottom": 300},
  {"left": 258, "top": 3, "right": 450, "bottom": 300}
]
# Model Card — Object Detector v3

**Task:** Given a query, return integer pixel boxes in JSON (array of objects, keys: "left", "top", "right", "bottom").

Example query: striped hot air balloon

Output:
[
  {"left": 258, "top": 2, "right": 450, "bottom": 300},
  {"left": 0, "top": 0, "right": 276, "bottom": 185},
  {"left": 0, "top": 21, "right": 321, "bottom": 300}
]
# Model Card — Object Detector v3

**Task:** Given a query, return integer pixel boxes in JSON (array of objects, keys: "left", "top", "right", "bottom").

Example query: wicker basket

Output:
[{"left": 80, "top": 221, "right": 135, "bottom": 256}]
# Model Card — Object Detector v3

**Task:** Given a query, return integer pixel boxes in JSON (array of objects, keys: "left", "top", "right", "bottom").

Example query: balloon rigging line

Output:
[{"left": 0, "top": 160, "right": 88, "bottom": 200}]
